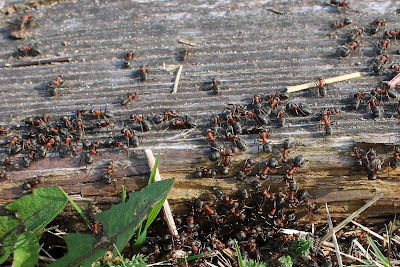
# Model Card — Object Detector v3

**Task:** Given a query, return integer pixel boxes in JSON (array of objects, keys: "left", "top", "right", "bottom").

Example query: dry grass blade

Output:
[
  {"left": 322, "top": 246, "right": 368, "bottom": 264},
  {"left": 325, "top": 203, "right": 343, "bottom": 267},
  {"left": 320, "top": 192, "right": 385, "bottom": 243},
  {"left": 351, "top": 220, "right": 385, "bottom": 241},
  {"left": 279, "top": 228, "right": 310, "bottom": 237}
]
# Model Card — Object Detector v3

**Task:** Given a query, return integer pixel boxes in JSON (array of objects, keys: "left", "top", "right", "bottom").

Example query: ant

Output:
[
  {"left": 137, "top": 65, "right": 149, "bottom": 81},
  {"left": 123, "top": 51, "right": 135, "bottom": 68},
  {"left": 121, "top": 92, "right": 138, "bottom": 106},
  {"left": 368, "top": 96, "right": 382, "bottom": 118},
  {"left": 337, "top": 40, "right": 360, "bottom": 57},
  {"left": 345, "top": 28, "right": 363, "bottom": 43},
  {"left": 259, "top": 157, "right": 279, "bottom": 180},
  {"left": 16, "top": 43, "right": 41, "bottom": 58},
  {"left": 330, "top": 18, "right": 352, "bottom": 29},
  {"left": 194, "top": 167, "right": 217, "bottom": 178},
  {"left": 131, "top": 115, "right": 152, "bottom": 131},
  {"left": 48, "top": 76, "right": 64, "bottom": 96},
  {"left": 210, "top": 78, "right": 222, "bottom": 94},
  {"left": 389, "top": 145, "right": 400, "bottom": 169},
  {"left": 226, "top": 132, "right": 247, "bottom": 151},
  {"left": 353, "top": 146, "right": 363, "bottom": 167},
  {"left": 104, "top": 161, "right": 115, "bottom": 184},
  {"left": 319, "top": 109, "right": 339, "bottom": 135},
  {"left": 375, "top": 39, "right": 389, "bottom": 55},
  {"left": 74, "top": 118, "right": 85, "bottom": 141},
  {"left": 372, "top": 54, "right": 389, "bottom": 74},
  {"left": 121, "top": 128, "right": 140, "bottom": 147},
  {"left": 22, "top": 176, "right": 45, "bottom": 190},
  {"left": 96, "top": 120, "right": 114, "bottom": 129},
  {"left": 9, "top": 14, "right": 35, "bottom": 39},
  {"left": 330, "top": 0, "right": 352, "bottom": 10},
  {"left": 206, "top": 128, "right": 216, "bottom": 143},
  {"left": 169, "top": 116, "right": 197, "bottom": 129},
  {"left": 281, "top": 139, "right": 292, "bottom": 162},
  {"left": 179, "top": 48, "right": 192, "bottom": 61},
  {"left": 365, "top": 148, "right": 382, "bottom": 180},
  {"left": 22, "top": 150, "right": 35, "bottom": 168},
  {"left": 276, "top": 108, "right": 287, "bottom": 128},
  {"left": 370, "top": 19, "right": 385, "bottom": 35},
  {"left": 316, "top": 78, "right": 327, "bottom": 97},
  {"left": 286, "top": 102, "right": 312, "bottom": 116},
  {"left": 384, "top": 30, "right": 400, "bottom": 39},
  {"left": 259, "top": 128, "right": 272, "bottom": 153},
  {"left": 285, "top": 155, "right": 305, "bottom": 179},
  {"left": 350, "top": 92, "right": 365, "bottom": 110},
  {"left": 267, "top": 94, "right": 281, "bottom": 109},
  {"left": 252, "top": 95, "right": 262, "bottom": 111},
  {"left": 84, "top": 142, "right": 99, "bottom": 164}
]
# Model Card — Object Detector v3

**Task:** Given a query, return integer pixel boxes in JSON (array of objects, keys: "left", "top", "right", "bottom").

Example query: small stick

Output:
[
  {"left": 387, "top": 72, "right": 400, "bottom": 89},
  {"left": 177, "top": 38, "right": 198, "bottom": 47},
  {"left": 4, "top": 56, "right": 72, "bottom": 68},
  {"left": 262, "top": 5, "right": 286, "bottom": 15},
  {"left": 172, "top": 65, "right": 183, "bottom": 94},
  {"left": 144, "top": 149, "right": 178, "bottom": 237},
  {"left": 286, "top": 72, "right": 361, "bottom": 93}
]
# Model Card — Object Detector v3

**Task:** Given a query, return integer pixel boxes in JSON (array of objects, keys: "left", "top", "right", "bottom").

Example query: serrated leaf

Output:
[
  {"left": 6, "top": 187, "right": 68, "bottom": 232},
  {"left": 12, "top": 232, "right": 39, "bottom": 267},
  {"left": 0, "top": 215, "right": 20, "bottom": 257},
  {"left": 50, "top": 179, "right": 174, "bottom": 267},
  {"left": 48, "top": 233, "right": 104, "bottom": 267}
]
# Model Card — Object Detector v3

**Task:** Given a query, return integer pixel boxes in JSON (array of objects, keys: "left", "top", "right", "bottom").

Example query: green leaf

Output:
[
  {"left": 50, "top": 179, "right": 174, "bottom": 267},
  {"left": 0, "top": 248, "right": 10, "bottom": 265},
  {"left": 6, "top": 187, "right": 68, "bottom": 232},
  {"left": 235, "top": 240, "right": 244, "bottom": 267},
  {"left": 0, "top": 215, "right": 20, "bottom": 259},
  {"left": 121, "top": 185, "right": 126, "bottom": 203},
  {"left": 278, "top": 256, "right": 293, "bottom": 267},
  {"left": 12, "top": 232, "right": 39, "bottom": 267},
  {"left": 133, "top": 195, "right": 167, "bottom": 250},
  {"left": 366, "top": 236, "right": 390, "bottom": 267}
]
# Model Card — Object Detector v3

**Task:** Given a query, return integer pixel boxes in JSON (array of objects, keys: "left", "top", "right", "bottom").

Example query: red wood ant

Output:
[
  {"left": 384, "top": 30, "right": 400, "bottom": 39},
  {"left": 194, "top": 167, "right": 217, "bottom": 178},
  {"left": 376, "top": 39, "right": 389, "bottom": 55},
  {"left": 121, "top": 92, "right": 138, "bottom": 106},
  {"left": 316, "top": 78, "right": 327, "bottom": 97},
  {"left": 138, "top": 65, "right": 149, "bottom": 81},
  {"left": 353, "top": 146, "right": 363, "bottom": 167},
  {"left": 169, "top": 116, "right": 196, "bottom": 129},
  {"left": 9, "top": 14, "right": 35, "bottom": 39},
  {"left": 16, "top": 43, "right": 41, "bottom": 58},
  {"left": 337, "top": 40, "right": 360, "bottom": 57},
  {"left": 96, "top": 120, "right": 114, "bottom": 129},
  {"left": 22, "top": 176, "right": 45, "bottom": 190},
  {"left": 330, "top": 0, "right": 351, "bottom": 9},
  {"left": 226, "top": 115, "right": 242, "bottom": 134},
  {"left": 22, "top": 151, "right": 35, "bottom": 168},
  {"left": 84, "top": 142, "right": 99, "bottom": 164},
  {"left": 210, "top": 78, "right": 221, "bottom": 94},
  {"left": 285, "top": 155, "right": 305, "bottom": 178},
  {"left": 370, "top": 19, "right": 385, "bottom": 35},
  {"left": 121, "top": 128, "right": 140, "bottom": 147},
  {"left": 205, "top": 129, "right": 216, "bottom": 142},
  {"left": 330, "top": 18, "right": 352, "bottom": 29},
  {"left": 131, "top": 115, "right": 151, "bottom": 132},
  {"left": 74, "top": 118, "right": 85, "bottom": 141},
  {"left": 345, "top": 28, "right": 363, "bottom": 43},
  {"left": 389, "top": 145, "right": 400, "bottom": 169},
  {"left": 104, "top": 161, "right": 115, "bottom": 184},
  {"left": 319, "top": 109, "right": 338, "bottom": 135},
  {"left": 350, "top": 92, "right": 365, "bottom": 110},
  {"left": 179, "top": 48, "right": 192, "bottom": 61},
  {"left": 368, "top": 96, "right": 382, "bottom": 118},
  {"left": 123, "top": 51, "right": 135, "bottom": 68},
  {"left": 48, "top": 76, "right": 64, "bottom": 96},
  {"left": 281, "top": 139, "right": 291, "bottom": 162},
  {"left": 286, "top": 102, "right": 312, "bottom": 116},
  {"left": 259, "top": 128, "right": 272, "bottom": 153},
  {"left": 372, "top": 54, "right": 388, "bottom": 74},
  {"left": 276, "top": 109, "right": 286, "bottom": 128},
  {"left": 226, "top": 132, "right": 247, "bottom": 151}
]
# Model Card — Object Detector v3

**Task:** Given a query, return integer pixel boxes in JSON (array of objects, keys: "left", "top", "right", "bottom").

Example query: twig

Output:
[
  {"left": 144, "top": 149, "right": 178, "bottom": 237},
  {"left": 177, "top": 38, "right": 198, "bottom": 47},
  {"left": 320, "top": 192, "right": 385, "bottom": 243},
  {"left": 286, "top": 72, "right": 361, "bottom": 93},
  {"left": 172, "top": 65, "right": 183, "bottom": 94},
  {"left": 325, "top": 203, "right": 343, "bottom": 267},
  {"left": 4, "top": 56, "right": 72, "bottom": 68},
  {"left": 262, "top": 5, "right": 286, "bottom": 15}
]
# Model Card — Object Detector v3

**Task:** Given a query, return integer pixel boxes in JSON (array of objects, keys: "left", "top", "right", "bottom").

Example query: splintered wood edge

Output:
[
  {"left": 172, "top": 65, "right": 183, "bottom": 94},
  {"left": 144, "top": 149, "right": 178, "bottom": 237},
  {"left": 286, "top": 72, "right": 362, "bottom": 93}
]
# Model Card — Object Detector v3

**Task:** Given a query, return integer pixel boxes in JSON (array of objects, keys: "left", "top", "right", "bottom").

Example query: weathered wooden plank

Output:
[{"left": 0, "top": 0, "right": 399, "bottom": 222}]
